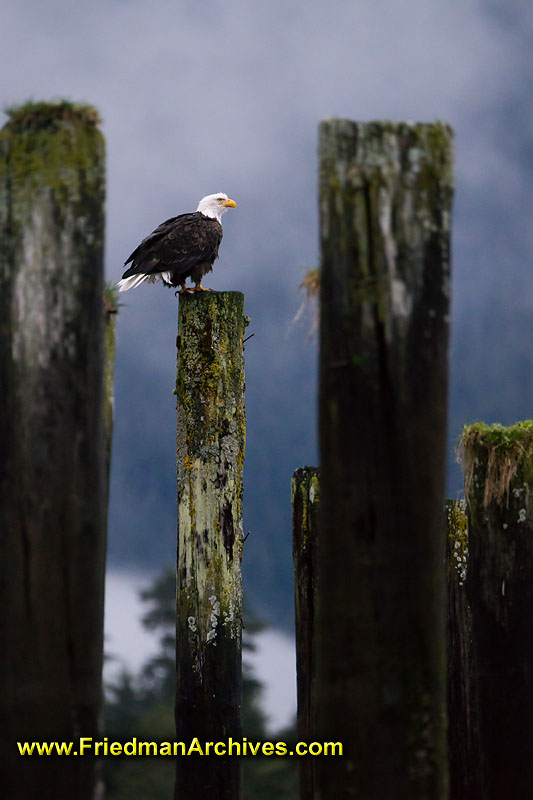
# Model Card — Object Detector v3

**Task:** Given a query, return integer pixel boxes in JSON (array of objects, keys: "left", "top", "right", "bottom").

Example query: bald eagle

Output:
[{"left": 117, "top": 193, "right": 236, "bottom": 293}]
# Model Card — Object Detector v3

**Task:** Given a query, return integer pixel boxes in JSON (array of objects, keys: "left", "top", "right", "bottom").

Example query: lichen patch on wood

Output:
[{"left": 446, "top": 499, "right": 469, "bottom": 585}]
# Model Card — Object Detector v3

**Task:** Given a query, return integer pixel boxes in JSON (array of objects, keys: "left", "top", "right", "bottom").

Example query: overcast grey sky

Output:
[{"left": 2, "top": 0, "right": 532, "bottom": 625}]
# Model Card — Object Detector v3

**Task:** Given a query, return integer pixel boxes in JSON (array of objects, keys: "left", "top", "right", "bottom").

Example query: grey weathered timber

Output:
[
  {"left": 316, "top": 119, "right": 453, "bottom": 799},
  {"left": 175, "top": 291, "right": 246, "bottom": 800},
  {"left": 292, "top": 467, "right": 320, "bottom": 800},
  {"left": 457, "top": 422, "right": 533, "bottom": 799},
  {"left": 0, "top": 102, "right": 106, "bottom": 799}
]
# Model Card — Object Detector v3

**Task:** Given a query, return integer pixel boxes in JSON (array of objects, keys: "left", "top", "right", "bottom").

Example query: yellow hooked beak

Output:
[{"left": 222, "top": 198, "right": 237, "bottom": 208}]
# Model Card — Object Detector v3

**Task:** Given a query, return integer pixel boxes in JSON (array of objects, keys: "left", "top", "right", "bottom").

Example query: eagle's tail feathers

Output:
[{"left": 116, "top": 273, "right": 151, "bottom": 292}]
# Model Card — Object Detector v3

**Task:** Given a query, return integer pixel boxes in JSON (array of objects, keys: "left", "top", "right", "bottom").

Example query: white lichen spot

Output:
[
  {"left": 503, "top": 523, "right": 508, "bottom": 530},
  {"left": 309, "top": 484, "right": 315, "bottom": 504},
  {"left": 206, "top": 594, "right": 220, "bottom": 644},
  {"left": 518, "top": 509, "right": 526, "bottom": 524},
  {"left": 513, "top": 487, "right": 524, "bottom": 497},
  {"left": 187, "top": 616, "right": 197, "bottom": 632},
  {"left": 223, "top": 597, "right": 235, "bottom": 627},
  {"left": 211, "top": 604, "right": 220, "bottom": 626}
]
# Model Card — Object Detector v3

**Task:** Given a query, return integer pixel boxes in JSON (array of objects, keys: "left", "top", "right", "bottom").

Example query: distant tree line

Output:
[{"left": 104, "top": 568, "right": 298, "bottom": 800}]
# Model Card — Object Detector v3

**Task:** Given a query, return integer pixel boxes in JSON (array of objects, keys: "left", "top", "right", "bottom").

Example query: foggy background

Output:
[{"left": 2, "top": 0, "right": 532, "bottom": 726}]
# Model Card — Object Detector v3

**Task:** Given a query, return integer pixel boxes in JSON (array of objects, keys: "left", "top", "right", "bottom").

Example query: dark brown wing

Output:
[{"left": 121, "top": 212, "right": 223, "bottom": 280}]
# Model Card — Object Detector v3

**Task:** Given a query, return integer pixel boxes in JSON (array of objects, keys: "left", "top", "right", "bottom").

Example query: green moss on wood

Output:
[
  {"left": 176, "top": 291, "right": 246, "bottom": 458},
  {"left": 0, "top": 99, "right": 106, "bottom": 379},
  {"left": 460, "top": 421, "right": 533, "bottom": 507},
  {"left": 104, "top": 281, "right": 120, "bottom": 315},
  {"left": 292, "top": 468, "right": 321, "bottom": 551},
  {"left": 3, "top": 99, "right": 101, "bottom": 132},
  {"left": 0, "top": 100, "right": 105, "bottom": 224}
]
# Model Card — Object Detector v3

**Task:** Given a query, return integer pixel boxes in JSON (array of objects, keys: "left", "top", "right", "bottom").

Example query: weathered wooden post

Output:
[
  {"left": 292, "top": 467, "right": 320, "bottom": 799},
  {"left": 446, "top": 499, "right": 481, "bottom": 799},
  {"left": 316, "top": 119, "right": 453, "bottom": 799},
  {"left": 175, "top": 292, "right": 246, "bottom": 799},
  {"left": 103, "top": 283, "right": 119, "bottom": 493},
  {"left": 0, "top": 101, "right": 107, "bottom": 799},
  {"left": 457, "top": 421, "right": 533, "bottom": 799}
]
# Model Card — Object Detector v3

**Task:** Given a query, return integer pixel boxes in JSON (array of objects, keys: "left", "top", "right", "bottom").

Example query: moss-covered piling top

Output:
[
  {"left": 0, "top": 99, "right": 105, "bottom": 205},
  {"left": 460, "top": 421, "right": 533, "bottom": 507},
  {"left": 2, "top": 100, "right": 101, "bottom": 133}
]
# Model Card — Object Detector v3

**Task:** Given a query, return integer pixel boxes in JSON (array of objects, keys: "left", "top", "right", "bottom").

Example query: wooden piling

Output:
[
  {"left": 103, "top": 283, "right": 118, "bottom": 494},
  {"left": 316, "top": 119, "right": 453, "bottom": 799},
  {"left": 446, "top": 499, "right": 481, "bottom": 799},
  {"left": 175, "top": 291, "right": 246, "bottom": 800},
  {"left": 457, "top": 421, "right": 533, "bottom": 798},
  {"left": 0, "top": 101, "right": 107, "bottom": 799},
  {"left": 292, "top": 467, "right": 320, "bottom": 800}
]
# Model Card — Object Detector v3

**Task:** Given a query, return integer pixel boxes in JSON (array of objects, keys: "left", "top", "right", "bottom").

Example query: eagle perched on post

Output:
[{"left": 117, "top": 192, "right": 236, "bottom": 293}]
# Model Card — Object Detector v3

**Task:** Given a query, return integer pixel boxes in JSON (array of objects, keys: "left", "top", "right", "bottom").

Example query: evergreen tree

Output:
[{"left": 104, "top": 568, "right": 297, "bottom": 799}]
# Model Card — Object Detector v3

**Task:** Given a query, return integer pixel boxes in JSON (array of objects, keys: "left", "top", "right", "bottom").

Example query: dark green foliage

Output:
[
  {"left": 104, "top": 568, "right": 297, "bottom": 799},
  {"left": 243, "top": 750, "right": 298, "bottom": 800}
]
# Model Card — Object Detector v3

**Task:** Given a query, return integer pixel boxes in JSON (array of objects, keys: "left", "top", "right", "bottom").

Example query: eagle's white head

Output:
[{"left": 197, "top": 192, "right": 237, "bottom": 221}]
